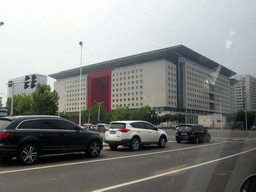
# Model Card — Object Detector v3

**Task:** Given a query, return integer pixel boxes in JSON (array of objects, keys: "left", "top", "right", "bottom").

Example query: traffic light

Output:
[
  {"left": 31, "top": 75, "right": 37, "bottom": 88},
  {"left": 24, "top": 75, "right": 30, "bottom": 89},
  {"left": 8, "top": 81, "right": 13, "bottom": 87}
]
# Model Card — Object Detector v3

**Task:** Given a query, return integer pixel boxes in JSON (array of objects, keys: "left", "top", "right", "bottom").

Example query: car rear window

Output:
[
  {"left": 178, "top": 126, "right": 192, "bottom": 132},
  {"left": 109, "top": 123, "right": 126, "bottom": 129},
  {"left": 0, "top": 120, "right": 12, "bottom": 131}
]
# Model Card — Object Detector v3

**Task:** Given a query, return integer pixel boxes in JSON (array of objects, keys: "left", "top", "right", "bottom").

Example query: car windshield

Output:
[
  {"left": 109, "top": 123, "right": 126, "bottom": 129},
  {"left": 178, "top": 126, "right": 192, "bottom": 132}
]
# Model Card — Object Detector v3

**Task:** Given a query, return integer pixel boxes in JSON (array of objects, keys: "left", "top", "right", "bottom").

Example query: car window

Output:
[
  {"left": 178, "top": 126, "right": 192, "bottom": 132},
  {"left": 58, "top": 120, "right": 78, "bottom": 130},
  {"left": 130, "top": 122, "right": 145, "bottom": 129},
  {"left": 109, "top": 123, "right": 126, "bottom": 129},
  {"left": 144, "top": 122, "right": 156, "bottom": 130},
  {"left": 18, "top": 120, "right": 40, "bottom": 129},
  {"left": 40, "top": 120, "right": 59, "bottom": 129},
  {"left": 0, "top": 120, "right": 11, "bottom": 130}
]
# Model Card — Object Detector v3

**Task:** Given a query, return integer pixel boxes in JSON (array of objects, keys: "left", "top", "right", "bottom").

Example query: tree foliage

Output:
[
  {"left": 30, "top": 83, "right": 59, "bottom": 115},
  {"left": 81, "top": 103, "right": 108, "bottom": 124},
  {"left": 226, "top": 111, "right": 256, "bottom": 129},
  {"left": 110, "top": 107, "right": 130, "bottom": 121},
  {"left": 6, "top": 83, "right": 59, "bottom": 116},
  {"left": 0, "top": 96, "right": 2, "bottom": 106}
]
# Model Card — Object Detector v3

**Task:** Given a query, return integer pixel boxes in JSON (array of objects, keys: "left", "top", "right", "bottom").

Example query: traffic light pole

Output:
[{"left": 7, "top": 80, "right": 31, "bottom": 116}]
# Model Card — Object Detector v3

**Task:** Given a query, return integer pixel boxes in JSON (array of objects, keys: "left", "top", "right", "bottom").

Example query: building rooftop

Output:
[{"left": 49, "top": 45, "right": 236, "bottom": 80}]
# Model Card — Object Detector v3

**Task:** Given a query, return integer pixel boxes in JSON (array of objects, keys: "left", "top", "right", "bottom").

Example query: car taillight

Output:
[
  {"left": 0, "top": 133, "right": 10, "bottom": 139},
  {"left": 192, "top": 130, "right": 195, "bottom": 135},
  {"left": 176, "top": 130, "right": 178, "bottom": 135},
  {"left": 118, "top": 129, "right": 130, "bottom": 133},
  {"left": 105, "top": 129, "right": 109, "bottom": 132}
]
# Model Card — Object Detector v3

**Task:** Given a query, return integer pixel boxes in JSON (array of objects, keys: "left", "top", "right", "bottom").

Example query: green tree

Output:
[
  {"left": 0, "top": 96, "right": 2, "bottom": 106},
  {"left": 30, "top": 83, "right": 59, "bottom": 115},
  {"left": 6, "top": 94, "right": 32, "bottom": 115},
  {"left": 138, "top": 106, "right": 151, "bottom": 121},
  {"left": 82, "top": 104, "right": 108, "bottom": 124},
  {"left": 110, "top": 107, "right": 130, "bottom": 121},
  {"left": 129, "top": 110, "right": 139, "bottom": 120}
]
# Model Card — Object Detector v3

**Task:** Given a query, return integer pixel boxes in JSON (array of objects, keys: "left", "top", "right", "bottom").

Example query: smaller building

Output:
[
  {"left": 7, "top": 74, "right": 47, "bottom": 98},
  {"left": 198, "top": 114, "right": 227, "bottom": 129},
  {"left": 231, "top": 74, "right": 256, "bottom": 112}
]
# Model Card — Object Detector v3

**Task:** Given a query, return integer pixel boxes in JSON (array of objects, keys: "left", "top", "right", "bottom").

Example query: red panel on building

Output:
[{"left": 88, "top": 70, "right": 113, "bottom": 113}]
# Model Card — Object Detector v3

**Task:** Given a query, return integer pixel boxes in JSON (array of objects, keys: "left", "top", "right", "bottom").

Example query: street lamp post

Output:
[
  {"left": 95, "top": 101, "right": 104, "bottom": 122},
  {"left": 147, "top": 96, "right": 157, "bottom": 110},
  {"left": 217, "top": 88, "right": 222, "bottom": 130},
  {"left": 79, "top": 41, "right": 83, "bottom": 126}
]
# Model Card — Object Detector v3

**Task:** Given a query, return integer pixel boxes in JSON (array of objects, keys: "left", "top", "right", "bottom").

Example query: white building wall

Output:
[{"left": 7, "top": 74, "right": 47, "bottom": 98}]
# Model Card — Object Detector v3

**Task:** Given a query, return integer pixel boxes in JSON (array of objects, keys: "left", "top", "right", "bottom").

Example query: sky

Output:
[{"left": 1, "top": 0, "right": 256, "bottom": 106}]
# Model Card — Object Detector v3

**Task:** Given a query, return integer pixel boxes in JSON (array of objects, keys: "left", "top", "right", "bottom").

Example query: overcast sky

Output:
[{"left": 1, "top": 0, "right": 256, "bottom": 106}]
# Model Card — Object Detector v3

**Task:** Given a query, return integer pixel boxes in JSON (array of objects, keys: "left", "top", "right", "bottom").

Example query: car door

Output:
[
  {"left": 57, "top": 119, "right": 86, "bottom": 151},
  {"left": 17, "top": 119, "right": 64, "bottom": 153},
  {"left": 195, "top": 126, "right": 205, "bottom": 142},
  {"left": 130, "top": 122, "right": 149, "bottom": 143},
  {"left": 143, "top": 122, "right": 159, "bottom": 143}
]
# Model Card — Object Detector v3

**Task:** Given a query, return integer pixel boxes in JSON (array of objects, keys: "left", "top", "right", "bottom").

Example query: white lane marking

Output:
[
  {"left": 92, "top": 147, "right": 256, "bottom": 192},
  {"left": 0, "top": 141, "right": 231, "bottom": 175},
  {"left": 1, "top": 138, "right": 255, "bottom": 175}
]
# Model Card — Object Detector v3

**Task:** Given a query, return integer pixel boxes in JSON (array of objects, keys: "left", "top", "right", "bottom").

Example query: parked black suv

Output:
[
  {"left": 0, "top": 115, "right": 103, "bottom": 165},
  {"left": 176, "top": 124, "right": 211, "bottom": 144}
]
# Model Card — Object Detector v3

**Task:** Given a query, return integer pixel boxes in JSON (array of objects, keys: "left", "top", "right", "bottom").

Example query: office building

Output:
[
  {"left": 49, "top": 45, "right": 237, "bottom": 123},
  {"left": 231, "top": 74, "right": 256, "bottom": 112}
]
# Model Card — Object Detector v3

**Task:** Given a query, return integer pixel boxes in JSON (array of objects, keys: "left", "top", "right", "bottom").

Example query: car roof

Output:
[
  {"left": 179, "top": 124, "right": 201, "bottom": 127},
  {"left": 0, "top": 115, "right": 61, "bottom": 121},
  {"left": 110, "top": 120, "right": 149, "bottom": 124}
]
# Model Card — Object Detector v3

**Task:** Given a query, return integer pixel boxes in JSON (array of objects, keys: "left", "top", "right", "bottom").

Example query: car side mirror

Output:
[
  {"left": 240, "top": 174, "right": 256, "bottom": 192},
  {"left": 75, "top": 126, "right": 81, "bottom": 132},
  {"left": 154, "top": 127, "right": 158, "bottom": 131}
]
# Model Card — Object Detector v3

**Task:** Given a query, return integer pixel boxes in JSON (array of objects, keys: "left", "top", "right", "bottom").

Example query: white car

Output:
[{"left": 105, "top": 120, "right": 168, "bottom": 151}]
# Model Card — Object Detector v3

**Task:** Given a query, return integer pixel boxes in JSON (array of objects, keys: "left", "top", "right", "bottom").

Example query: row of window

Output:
[
  {"left": 112, "top": 103, "right": 143, "bottom": 108},
  {"left": 113, "top": 80, "right": 143, "bottom": 87},
  {"left": 113, "top": 86, "right": 143, "bottom": 92},
  {"left": 113, "top": 97, "right": 143, "bottom": 102},
  {"left": 113, "top": 74, "right": 143, "bottom": 82},
  {"left": 113, "top": 91, "right": 143, "bottom": 97},
  {"left": 113, "top": 69, "right": 143, "bottom": 77}
]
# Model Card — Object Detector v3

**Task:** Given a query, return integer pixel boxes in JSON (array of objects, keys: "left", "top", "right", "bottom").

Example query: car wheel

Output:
[
  {"left": 109, "top": 144, "right": 118, "bottom": 150},
  {"left": 17, "top": 144, "right": 39, "bottom": 165},
  {"left": 195, "top": 137, "right": 199, "bottom": 144},
  {"left": 130, "top": 137, "right": 140, "bottom": 151},
  {"left": 87, "top": 140, "right": 102, "bottom": 158},
  {"left": 176, "top": 139, "right": 181, "bottom": 143},
  {"left": 207, "top": 135, "right": 210, "bottom": 142},
  {"left": 158, "top": 136, "right": 167, "bottom": 148}
]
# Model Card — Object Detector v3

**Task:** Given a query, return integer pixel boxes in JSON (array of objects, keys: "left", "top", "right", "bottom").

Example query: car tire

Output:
[
  {"left": 195, "top": 137, "right": 199, "bottom": 144},
  {"left": 130, "top": 137, "right": 140, "bottom": 151},
  {"left": 176, "top": 139, "right": 181, "bottom": 143},
  {"left": 158, "top": 136, "right": 167, "bottom": 148},
  {"left": 206, "top": 135, "right": 210, "bottom": 142},
  {"left": 109, "top": 144, "right": 118, "bottom": 150},
  {"left": 17, "top": 144, "right": 39, "bottom": 165},
  {"left": 86, "top": 140, "right": 102, "bottom": 158}
]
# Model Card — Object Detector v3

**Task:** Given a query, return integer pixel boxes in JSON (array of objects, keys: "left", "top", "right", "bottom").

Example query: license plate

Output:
[
  {"left": 110, "top": 131, "right": 116, "bottom": 134},
  {"left": 181, "top": 133, "right": 187, "bottom": 135}
]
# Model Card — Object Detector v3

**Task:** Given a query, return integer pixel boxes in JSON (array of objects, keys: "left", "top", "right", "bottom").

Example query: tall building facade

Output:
[
  {"left": 7, "top": 74, "right": 47, "bottom": 98},
  {"left": 231, "top": 74, "right": 256, "bottom": 112},
  {"left": 49, "top": 45, "right": 237, "bottom": 123}
]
